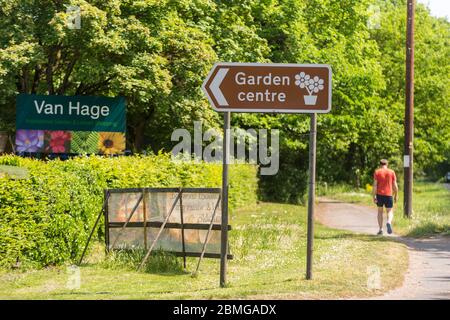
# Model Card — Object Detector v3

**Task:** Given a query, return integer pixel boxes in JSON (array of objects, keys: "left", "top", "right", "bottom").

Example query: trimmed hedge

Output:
[{"left": 0, "top": 154, "right": 258, "bottom": 268}]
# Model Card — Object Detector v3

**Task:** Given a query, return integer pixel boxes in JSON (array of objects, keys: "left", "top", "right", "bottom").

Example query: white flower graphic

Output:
[
  {"left": 295, "top": 72, "right": 310, "bottom": 89},
  {"left": 294, "top": 72, "right": 325, "bottom": 105},
  {"left": 308, "top": 76, "right": 324, "bottom": 93}
]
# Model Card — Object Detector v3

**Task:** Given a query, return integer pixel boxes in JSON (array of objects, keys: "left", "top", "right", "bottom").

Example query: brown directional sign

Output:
[{"left": 202, "top": 62, "right": 332, "bottom": 113}]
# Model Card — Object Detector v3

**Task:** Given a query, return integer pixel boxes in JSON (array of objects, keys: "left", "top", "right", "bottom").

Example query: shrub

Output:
[{"left": 0, "top": 154, "right": 257, "bottom": 268}]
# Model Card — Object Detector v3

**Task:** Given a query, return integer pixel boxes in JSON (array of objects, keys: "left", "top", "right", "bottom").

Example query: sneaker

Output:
[
  {"left": 377, "top": 230, "right": 383, "bottom": 236},
  {"left": 387, "top": 223, "right": 393, "bottom": 234}
]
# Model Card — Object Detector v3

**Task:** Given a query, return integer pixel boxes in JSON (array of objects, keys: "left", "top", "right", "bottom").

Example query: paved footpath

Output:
[{"left": 316, "top": 198, "right": 450, "bottom": 300}]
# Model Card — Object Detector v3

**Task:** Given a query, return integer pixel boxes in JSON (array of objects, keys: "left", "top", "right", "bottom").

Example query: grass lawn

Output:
[
  {"left": 319, "top": 181, "right": 450, "bottom": 237},
  {"left": 0, "top": 202, "right": 408, "bottom": 299}
]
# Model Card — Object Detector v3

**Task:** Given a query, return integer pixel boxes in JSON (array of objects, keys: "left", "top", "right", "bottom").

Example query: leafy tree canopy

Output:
[{"left": 0, "top": 0, "right": 448, "bottom": 202}]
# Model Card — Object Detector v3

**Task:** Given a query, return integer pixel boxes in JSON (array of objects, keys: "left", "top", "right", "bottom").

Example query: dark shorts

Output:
[{"left": 376, "top": 194, "right": 393, "bottom": 208}]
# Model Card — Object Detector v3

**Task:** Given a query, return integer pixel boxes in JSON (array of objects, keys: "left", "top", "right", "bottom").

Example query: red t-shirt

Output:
[{"left": 374, "top": 168, "right": 396, "bottom": 196}]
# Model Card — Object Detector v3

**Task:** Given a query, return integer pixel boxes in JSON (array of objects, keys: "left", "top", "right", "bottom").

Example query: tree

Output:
[
  {"left": 371, "top": 0, "right": 450, "bottom": 178},
  {"left": 0, "top": 0, "right": 448, "bottom": 200}
]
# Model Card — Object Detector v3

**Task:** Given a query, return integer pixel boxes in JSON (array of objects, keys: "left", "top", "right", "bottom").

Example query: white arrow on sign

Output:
[{"left": 209, "top": 68, "right": 229, "bottom": 106}]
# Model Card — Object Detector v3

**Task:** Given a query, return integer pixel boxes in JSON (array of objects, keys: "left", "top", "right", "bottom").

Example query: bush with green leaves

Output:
[{"left": 0, "top": 154, "right": 257, "bottom": 269}]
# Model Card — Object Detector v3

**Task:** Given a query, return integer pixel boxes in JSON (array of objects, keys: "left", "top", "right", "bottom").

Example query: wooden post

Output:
[
  {"left": 143, "top": 188, "right": 148, "bottom": 250},
  {"left": 138, "top": 191, "right": 182, "bottom": 271},
  {"left": 179, "top": 189, "right": 187, "bottom": 269},
  {"left": 110, "top": 193, "right": 143, "bottom": 249},
  {"left": 194, "top": 195, "right": 221, "bottom": 276},
  {"left": 404, "top": 0, "right": 415, "bottom": 218},
  {"left": 78, "top": 192, "right": 109, "bottom": 265},
  {"left": 104, "top": 189, "right": 110, "bottom": 253}
]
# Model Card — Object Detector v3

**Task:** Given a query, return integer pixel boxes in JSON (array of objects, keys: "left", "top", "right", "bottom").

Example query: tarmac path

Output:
[{"left": 316, "top": 198, "right": 450, "bottom": 300}]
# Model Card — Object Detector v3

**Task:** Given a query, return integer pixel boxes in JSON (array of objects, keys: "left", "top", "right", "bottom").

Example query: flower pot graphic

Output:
[
  {"left": 295, "top": 72, "right": 324, "bottom": 106},
  {"left": 304, "top": 95, "right": 318, "bottom": 105}
]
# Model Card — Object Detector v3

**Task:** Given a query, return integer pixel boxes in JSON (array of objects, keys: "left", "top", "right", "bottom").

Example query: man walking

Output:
[{"left": 372, "top": 159, "right": 398, "bottom": 235}]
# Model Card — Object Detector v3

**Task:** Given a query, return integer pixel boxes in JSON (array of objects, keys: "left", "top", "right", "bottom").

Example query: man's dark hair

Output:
[{"left": 380, "top": 159, "right": 388, "bottom": 166}]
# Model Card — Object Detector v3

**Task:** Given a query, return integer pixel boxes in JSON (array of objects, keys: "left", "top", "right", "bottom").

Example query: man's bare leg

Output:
[
  {"left": 386, "top": 207, "right": 394, "bottom": 234},
  {"left": 387, "top": 207, "right": 394, "bottom": 224},
  {"left": 377, "top": 206, "right": 384, "bottom": 233}
]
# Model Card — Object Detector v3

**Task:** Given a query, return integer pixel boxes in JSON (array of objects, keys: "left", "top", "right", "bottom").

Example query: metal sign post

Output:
[
  {"left": 220, "top": 112, "right": 231, "bottom": 287},
  {"left": 202, "top": 62, "right": 332, "bottom": 286},
  {"left": 306, "top": 113, "right": 317, "bottom": 280}
]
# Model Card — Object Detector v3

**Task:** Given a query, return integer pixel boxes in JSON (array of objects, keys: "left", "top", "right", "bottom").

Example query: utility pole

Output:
[{"left": 404, "top": 0, "right": 415, "bottom": 218}]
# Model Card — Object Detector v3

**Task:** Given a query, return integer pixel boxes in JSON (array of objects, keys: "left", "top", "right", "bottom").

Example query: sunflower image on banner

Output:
[
  {"left": 68, "top": 131, "right": 126, "bottom": 154},
  {"left": 98, "top": 132, "right": 126, "bottom": 155}
]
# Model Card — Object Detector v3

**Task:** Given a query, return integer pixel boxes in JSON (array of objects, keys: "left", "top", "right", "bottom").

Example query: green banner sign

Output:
[
  {"left": 16, "top": 94, "right": 126, "bottom": 132},
  {"left": 15, "top": 94, "right": 127, "bottom": 154}
]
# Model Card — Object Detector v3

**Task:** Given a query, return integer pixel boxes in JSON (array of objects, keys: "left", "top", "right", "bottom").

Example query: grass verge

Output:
[
  {"left": 318, "top": 181, "right": 450, "bottom": 237},
  {"left": 0, "top": 202, "right": 408, "bottom": 299}
]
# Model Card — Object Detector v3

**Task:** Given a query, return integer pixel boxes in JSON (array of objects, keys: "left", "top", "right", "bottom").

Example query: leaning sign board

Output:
[
  {"left": 202, "top": 62, "right": 332, "bottom": 113},
  {"left": 104, "top": 188, "right": 232, "bottom": 261},
  {"left": 79, "top": 188, "right": 232, "bottom": 272}
]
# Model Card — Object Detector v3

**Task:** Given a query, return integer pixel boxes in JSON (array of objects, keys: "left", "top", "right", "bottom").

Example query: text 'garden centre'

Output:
[{"left": 235, "top": 72, "right": 290, "bottom": 102}]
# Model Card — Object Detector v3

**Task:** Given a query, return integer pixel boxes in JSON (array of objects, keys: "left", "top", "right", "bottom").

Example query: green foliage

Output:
[
  {"left": 0, "top": 0, "right": 448, "bottom": 200},
  {"left": 258, "top": 144, "right": 309, "bottom": 204},
  {"left": 234, "top": 0, "right": 449, "bottom": 199},
  {"left": 370, "top": 1, "right": 450, "bottom": 178},
  {"left": 0, "top": 154, "right": 258, "bottom": 268}
]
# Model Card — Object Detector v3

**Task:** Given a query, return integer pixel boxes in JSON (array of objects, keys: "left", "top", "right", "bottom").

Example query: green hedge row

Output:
[{"left": 0, "top": 154, "right": 258, "bottom": 268}]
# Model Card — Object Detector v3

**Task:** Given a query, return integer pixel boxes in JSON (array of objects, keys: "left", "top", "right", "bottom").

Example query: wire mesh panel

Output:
[
  {"left": 105, "top": 188, "right": 226, "bottom": 257},
  {"left": 108, "top": 191, "right": 144, "bottom": 223},
  {"left": 183, "top": 229, "right": 221, "bottom": 254},
  {"left": 109, "top": 227, "right": 144, "bottom": 249}
]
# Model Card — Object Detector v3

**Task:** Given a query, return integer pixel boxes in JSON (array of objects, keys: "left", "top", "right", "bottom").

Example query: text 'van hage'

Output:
[
  {"left": 34, "top": 100, "right": 110, "bottom": 120},
  {"left": 171, "top": 121, "right": 279, "bottom": 175}
]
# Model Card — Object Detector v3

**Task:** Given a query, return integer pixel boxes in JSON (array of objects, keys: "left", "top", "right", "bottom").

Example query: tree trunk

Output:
[
  {"left": 130, "top": 105, "right": 155, "bottom": 152},
  {"left": 133, "top": 121, "right": 146, "bottom": 152}
]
